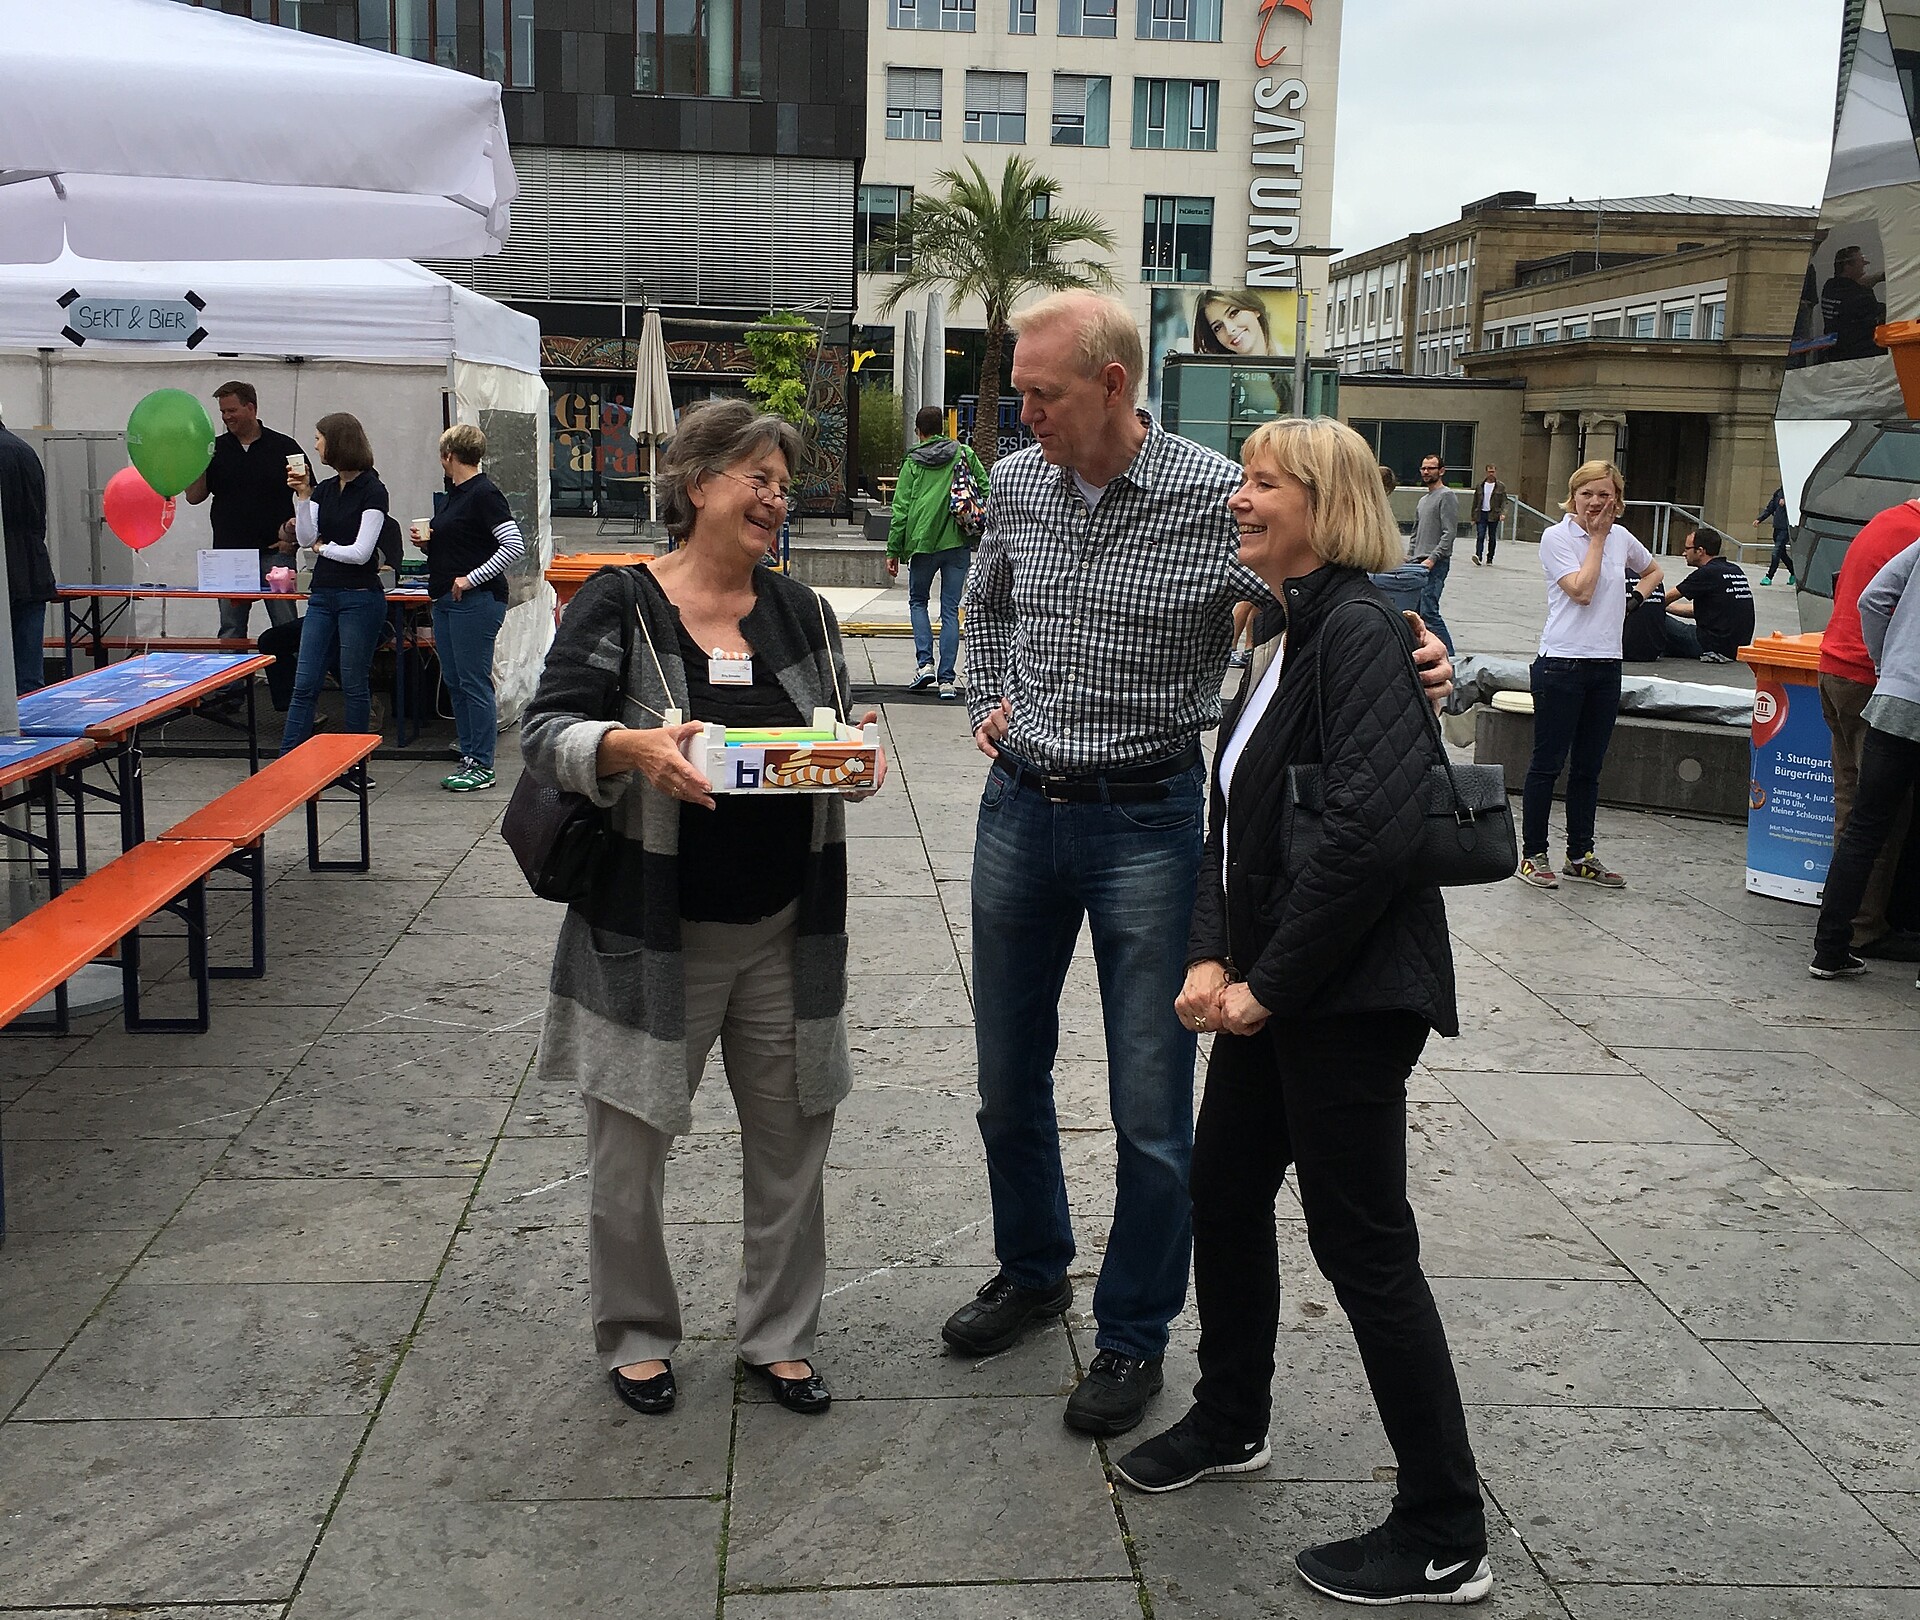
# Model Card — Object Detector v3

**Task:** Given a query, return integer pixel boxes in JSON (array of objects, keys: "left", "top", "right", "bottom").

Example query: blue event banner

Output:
[{"left": 1745, "top": 677, "right": 1836, "bottom": 906}]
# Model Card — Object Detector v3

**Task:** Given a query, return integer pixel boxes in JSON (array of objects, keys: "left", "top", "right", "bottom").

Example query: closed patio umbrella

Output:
[
  {"left": 921, "top": 294, "right": 946, "bottom": 420},
  {"left": 631, "top": 309, "right": 676, "bottom": 527},
  {"left": 900, "top": 308, "right": 922, "bottom": 457}
]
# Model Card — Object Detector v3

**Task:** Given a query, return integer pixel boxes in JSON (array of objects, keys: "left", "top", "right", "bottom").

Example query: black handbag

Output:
[
  {"left": 1281, "top": 599, "right": 1516, "bottom": 887},
  {"left": 501, "top": 570, "right": 640, "bottom": 904}
]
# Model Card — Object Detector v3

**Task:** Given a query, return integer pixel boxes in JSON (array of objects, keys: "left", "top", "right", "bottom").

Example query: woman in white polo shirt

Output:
[{"left": 1518, "top": 460, "right": 1663, "bottom": 889}]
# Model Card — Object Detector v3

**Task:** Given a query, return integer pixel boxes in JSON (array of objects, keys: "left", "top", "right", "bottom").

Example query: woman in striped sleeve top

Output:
[{"left": 422, "top": 423, "right": 527, "bottom": 791}]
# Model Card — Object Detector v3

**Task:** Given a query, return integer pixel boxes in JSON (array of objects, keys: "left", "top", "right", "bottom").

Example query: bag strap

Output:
[
  {"left": 816, "top": 589, "right": 849, "bottom": 723},
  {"left": 1308, "top": 596, "right": 1477, "bottom": 820}
]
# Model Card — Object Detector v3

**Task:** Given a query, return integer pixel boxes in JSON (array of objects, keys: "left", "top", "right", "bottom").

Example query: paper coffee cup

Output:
[{"left": 410, "top": 519, "right": 431, "bottom": 547}]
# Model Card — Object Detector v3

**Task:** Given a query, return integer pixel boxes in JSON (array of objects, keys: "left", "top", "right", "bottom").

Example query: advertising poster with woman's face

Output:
[{"left": 1147, "top": 287, "right": 1306, "bottom": 417}]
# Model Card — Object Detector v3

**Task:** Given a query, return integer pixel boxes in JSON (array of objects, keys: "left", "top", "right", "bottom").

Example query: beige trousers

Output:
[
  {"left": 1821, "top": 672, "right": 1913, "bottom": 947},
  {"left": 585, "top": 902, "right": 834, "bottom": 1369}
]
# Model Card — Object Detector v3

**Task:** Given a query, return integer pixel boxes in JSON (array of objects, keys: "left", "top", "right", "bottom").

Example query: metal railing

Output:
[{"left": 1502, "top": 497, "right": 1765, "bottom": 563}]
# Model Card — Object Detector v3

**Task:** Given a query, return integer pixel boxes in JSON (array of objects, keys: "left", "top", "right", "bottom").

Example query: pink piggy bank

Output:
[{"left": 266, "top": 565, "right": 297, "bottom": 594}]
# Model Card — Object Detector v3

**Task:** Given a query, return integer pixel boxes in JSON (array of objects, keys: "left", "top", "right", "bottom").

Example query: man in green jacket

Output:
[{"left": 887, "top": 406, "right": 989, "bottom": 699}]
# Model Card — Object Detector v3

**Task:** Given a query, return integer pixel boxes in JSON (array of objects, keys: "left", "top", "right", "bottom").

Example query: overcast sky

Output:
[{"left": 1330, "top": 0, "right": 1846, "bottom": 253}]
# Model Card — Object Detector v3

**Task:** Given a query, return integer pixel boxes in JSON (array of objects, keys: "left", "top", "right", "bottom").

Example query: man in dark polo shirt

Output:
[
  {"left": 1663, "top": 527, "right": 1755, "bottom": 663},
  {"left": 182, "top": 380, "right": 306, "bottom": 639}
]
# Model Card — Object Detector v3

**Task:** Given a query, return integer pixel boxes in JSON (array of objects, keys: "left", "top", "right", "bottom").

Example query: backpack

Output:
[{"left": 947, "top": 453, "right": 987, "bottom": 543}]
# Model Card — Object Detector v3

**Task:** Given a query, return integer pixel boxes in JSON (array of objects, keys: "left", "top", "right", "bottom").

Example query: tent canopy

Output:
[
  {"left": 0, "top": 0, "right": 515, "bottom": 264},
  {"left": 0, "top": 251, "right": 538, "bottom": 374}
]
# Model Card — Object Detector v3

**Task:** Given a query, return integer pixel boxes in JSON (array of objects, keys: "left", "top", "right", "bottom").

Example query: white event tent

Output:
[{"left": 0, "top": 252, "right": 554, "bottom": 723}]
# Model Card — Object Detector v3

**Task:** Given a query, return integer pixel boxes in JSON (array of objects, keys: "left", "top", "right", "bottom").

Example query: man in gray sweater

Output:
[
  {"left": 1411, "top": 453, "right": 1458, "bottom": 655},
  {"left": 1811, "top": 536, "right": 1920, "bottom": 981}
]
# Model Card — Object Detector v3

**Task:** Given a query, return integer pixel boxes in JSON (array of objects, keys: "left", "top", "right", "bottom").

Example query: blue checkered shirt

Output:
[{"left": 961, "top": 413, "right": 1268, "bottom": 774}]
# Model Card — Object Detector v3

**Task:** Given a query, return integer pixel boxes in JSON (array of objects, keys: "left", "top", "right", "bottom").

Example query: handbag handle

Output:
[{"left": 1308, "top": 597, "right": 1481, "bottom": 825}]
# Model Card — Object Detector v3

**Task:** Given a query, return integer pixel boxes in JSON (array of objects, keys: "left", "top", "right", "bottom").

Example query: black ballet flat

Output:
[
  {"left": 744, "top": 1359, "right": 832, "bottom": 1415},
  {"left": 610, "top": 1362, "right": 676, "bottom": 1415}
]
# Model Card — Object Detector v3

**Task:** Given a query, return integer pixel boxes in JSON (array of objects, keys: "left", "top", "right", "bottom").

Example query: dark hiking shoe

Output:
[
  {"left": 1295, "top": 1518, "right": 1493, "bottom": 1606},
  {"left": 941, "top": 1273, "right": 1073, "bottom": 1356},
  {"left": 1112, "top": 1407, "right": 1270, "bottom": 1492},
  {"left": 1809, "top": 952, "right": 1868, "bottom": 980},
  {"left": 1063, "top": 1348, "right": 1164, "bottom": 1436}
]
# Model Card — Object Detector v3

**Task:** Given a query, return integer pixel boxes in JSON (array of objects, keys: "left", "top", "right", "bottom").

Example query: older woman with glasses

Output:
[{"left": 522, "top": 399, "right": 883, "bottom": 1420}]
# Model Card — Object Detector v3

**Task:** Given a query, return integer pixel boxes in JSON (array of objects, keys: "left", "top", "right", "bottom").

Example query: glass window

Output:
[
  {"left": 1367, "top": 290, "right": 1379, "bottom": 325},
  {"left": 1510, "top": 326, "right": 1531, "bottom": 347},
  {"left": 1704, "top": 301, "right": 1726, "bottom": 339},
  {"left": 1051, "top": 74, "right": 1110, "bottom": 146},
  {"left": 885, "top": 67, "right": 943, "bottom": 139},
  {"left": 1629, "top": 310, "right": 1656, "bottom": 338},
  {"left": 1486, "top": 328, "right": 1504, "bottom": 350},
  {"left": 891, "top": 0, "right": 975, "bottom": 29},
  {"left": 1593, "top": 314, "right": 1623, "bottom": 338},
  {"left": 358, "top": 0, "right": 391, "bottom": 49},
  {"left": 1010, "top": 0, "right": 1036, "bottom": 32},
  {"left": 1132, "top": 79, "right": 1217, "bottom": 150},
  {"left": 483, "top": 0, "right": 534, "bottom": 85},
  {"left": 857, "top": 184, "right": 914, "bottom": 272},
  {"left": 1136, "top": 0, "right": 1221, "bottom": 40},
  {"left": 1353, "top": 419, "right": 1475, "bottom": 487},
  {"left": 1535, "top": 323, "right": 1559, "bottom": 343},
  {"left": 1059, "top": 0, "right": 1117, "bottom": 37},
  {"left": 1565, "top": 319, "right": 1588, "bottom": 340},
  {"left": 1661, "top": 307, "right": 1694, "bottom": 340},
  {"left": 1142, "top": 195, "right": 1212, "bottom": 284},
  {"left": 1383, "top": 286, "right": 1396, "bottom": 324},
  {"left": 965, "top": 70, "right": 1027, "bottom": 143}
]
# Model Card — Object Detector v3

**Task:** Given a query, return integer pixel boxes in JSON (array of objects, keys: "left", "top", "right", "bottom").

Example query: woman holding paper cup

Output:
[
  {"left": 421, "top": 423, "right": 526, "bottom": 793},
  {"left": 522, "top": 399, "right": 885, "bottom": 1420},
  {"left": 281, "top": 412, "right": 388, "bottom": 754}
]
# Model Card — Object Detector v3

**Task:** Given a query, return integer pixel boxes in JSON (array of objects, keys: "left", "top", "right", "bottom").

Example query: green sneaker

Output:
[{"left": 442, "top": 761, "right": 496, "bottom": 792}]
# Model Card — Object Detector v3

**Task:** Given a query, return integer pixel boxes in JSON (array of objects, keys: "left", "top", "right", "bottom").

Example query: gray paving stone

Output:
[
  {"left": 1470, "top": 1405, "right": 1917, "bottom": 1586},
  {"left": 1435, "top": 1277, "right": 1760, "bottom": 1409},
  {"left": 827, "top": 1164, "right": 997, "bottom": 1269},
  {"left": 160, "top": 952, "right": 384, "bottom": 1007},
  {"left": 18, "top": 1281, "right": 424, "bottom": 1419},
  {"left": 3, "top": 1065, "right": 286, "bottom": 1140},
  {"left": 467, "top": 1129, "right": 591, "bottom": 1223},
  {"left": 0, "top": 1415, "right": 362, "bottom": 1606},
  {"left": 287, "top": 1028, "right": 540, "bottom": 1100},
  {"left": 1592, "top": 1224, "right": 1920, "bottom": 1343},
  {"left": 1708, "top": 1343, "right": 1920, "bottom": 1489},
  {"left": 0, "top": 1609, "right": 286, "bottom": 1620},
  {"left": 1552, "top": 993, "right": 1805, "bottom": 1053},
  {"left": 1403, "top": 1135, "right": 1624, "bottom": 1280},
  {"left": 216, "top": 1086, "right": 509, "bottom": 1179},
  {"left": 71, "top": 1001, "right": 337, "bottom": 1069},
  {"left": 0, "top": 1345, "right": 56, "bottom": 1412},
  {"left": 1706, "top": 1109, "right": 1920, "bottom": 1195},
  {"left": 1808, "top": 1189, "right": 1920, "bottom": 1274},
  {"left": 0, "top": 1226, "right": 148, "bottom": 1348},
  {"left": 1618, "top": 1045, "right": 1905, "bottom": 1115},
  {"left": 726, "top": 1586, "right": 1144, "bottom": 1619},
  {"left": 1128, "top": 1479, "right": 1562, "bottom": 1619},
  {"left": 1, "top": 1135, "right": 226, "bottom": 1232},
  {"left": 288, "top": 1495, "right": 721, "bottom": 1620},
  {"left": 847, "top": 1024, "right": 980, "bottom": 1089},
  {"left": 1437, "top": 1069, "right": 1724, "bottom": 1145},
  {"left": 847, "top": 970, "right": 975, "bottom": 1029},
  {"left": 1861, "top": 1492, "right": 1920, "bottom": 1558},
  {"left": 1513, "top": 1142, "right": 1847, "bottom": 1232},
  {"left": 726, "top": 1397, "right": 1131, "bottom": 1589},
  {"left": 1559, "top": 1587, "right": 1920, "bottom": 1620},
  {"left": 133, "top": 1175, "right": 468, "bottom": 1284}
]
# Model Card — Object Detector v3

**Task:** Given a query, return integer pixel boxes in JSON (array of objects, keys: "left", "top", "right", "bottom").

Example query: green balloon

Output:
[{"left": 126, "top": 388, "right": 215, "bottom": 498}]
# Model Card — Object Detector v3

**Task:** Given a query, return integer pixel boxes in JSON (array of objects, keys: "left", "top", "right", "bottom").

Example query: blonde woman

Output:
[
  {"left": 1517, "top": 460, "right": 1663, "bottom": 889},
  {"left": 1113, "top": 417, "right": 1489, "bottom": 1609}
]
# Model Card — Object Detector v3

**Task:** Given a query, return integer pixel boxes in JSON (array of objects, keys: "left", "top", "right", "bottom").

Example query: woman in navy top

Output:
[
  {"left": 283, "top": 412, "right": 389, "bottom": 752},
  {"left": 423, "top": 423, "right": 525, "bottom": 791}
]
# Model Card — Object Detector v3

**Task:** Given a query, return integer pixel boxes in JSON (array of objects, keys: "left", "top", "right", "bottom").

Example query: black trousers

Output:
[
  {"left": 1190, "top": 1011, "right": 1485, "bottom": 1552},
  {"left": 1815, "top": 726, "right": 1920, "bottom": 961}
]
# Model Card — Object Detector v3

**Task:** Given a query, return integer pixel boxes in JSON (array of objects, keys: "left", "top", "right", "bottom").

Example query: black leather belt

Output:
[{"left": 999, "top": 741, "right": 1201, "bottom": 804}]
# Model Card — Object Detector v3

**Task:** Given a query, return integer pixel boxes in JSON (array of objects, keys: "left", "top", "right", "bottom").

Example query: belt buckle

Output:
[{"left": 1040, "top": 775, "right": 1074, "bottom": 803}]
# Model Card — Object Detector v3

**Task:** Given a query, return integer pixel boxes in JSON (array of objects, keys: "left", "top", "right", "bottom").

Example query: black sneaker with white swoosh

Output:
[
  {"left": 1112, "top": 1407, "right": 1271, "bottom": 1493},
  {"left": 1295, "top": 1518, "right": 1492, "bottom": 1606}
]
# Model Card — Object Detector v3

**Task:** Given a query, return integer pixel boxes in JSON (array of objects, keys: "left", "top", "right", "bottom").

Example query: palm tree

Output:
[{"left": 873, "top": 155, "right": 1118, "bottom": 467}]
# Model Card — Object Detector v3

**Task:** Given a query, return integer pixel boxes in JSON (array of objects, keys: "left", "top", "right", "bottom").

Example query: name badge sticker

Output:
[{"left": 710, "top": 651, "right": 753, "bottom": 686}]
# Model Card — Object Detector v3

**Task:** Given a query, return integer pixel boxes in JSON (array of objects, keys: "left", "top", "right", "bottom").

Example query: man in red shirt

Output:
[{"left": 1819, "top": 498, "right": 1920, "bottom": 958}]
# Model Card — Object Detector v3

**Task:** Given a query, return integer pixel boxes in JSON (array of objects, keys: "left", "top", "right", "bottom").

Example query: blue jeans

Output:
[
  {"left": 1522, "top": 656, "right": 1622, "bottom": 861},
  {"left": 970, "top": 754, "right": 1205, "bottom": 1361},
  {"left": 11, "top": 598, "right": 46, "bottom": 694},
  {"left": 1662, "top": 617, "right": 1703, "bottom": 659},
  {"left": 433, "top": 590, "right": 507, "bottom": 767},
  {"left": 282, "top": 586, "right": 387, "bottom": 749},
  {"left": 908, "top": 547, "right": 970, "bottom": 681},
  {"left": 1474, "top": 515, "right": 1499, "bottom": 563},
  {"left": 1765, "top": 529, "right": 1793, "bottom": 581},
  {"left": 1418, "top": 555, "right": 1455, "bottom": 655}
]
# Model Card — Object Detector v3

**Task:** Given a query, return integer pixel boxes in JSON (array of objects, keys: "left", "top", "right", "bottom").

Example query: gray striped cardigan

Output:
[{"left": 522, "top": 566, "right": 853, "bottom": 1135}]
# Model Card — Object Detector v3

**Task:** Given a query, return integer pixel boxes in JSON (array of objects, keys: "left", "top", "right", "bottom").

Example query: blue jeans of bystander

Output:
[
  {"left": 11, "top": 598, "right": 46, "bottom": 694},
  {"left": 908, "top": 547, "right": 970, "bottom": 682},
  {"left": 970, "top": 753, "right": 1204, "bottom": 1362},
  {"left": 433, "top": 590, "right": 508, "bottom": 768},
  {"left": 1418, "top": 555, "right": 1455, "bottom": 655},
  {"left": 281, "top": 586, "right": 387, "bottom": 749}
]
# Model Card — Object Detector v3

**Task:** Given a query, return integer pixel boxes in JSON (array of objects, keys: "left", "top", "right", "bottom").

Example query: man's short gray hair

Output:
[
  {"left": 660, "top": 400, "right": 805, "bottom": 540},
  {"left": 1010, "top": 292, "right": 1144, "bottom": 403}
]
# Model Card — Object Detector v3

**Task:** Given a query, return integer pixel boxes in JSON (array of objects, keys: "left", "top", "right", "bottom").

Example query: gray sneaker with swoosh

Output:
[{"left": 1295, "top": 1519, "right": 1492, "bottom": 1606}]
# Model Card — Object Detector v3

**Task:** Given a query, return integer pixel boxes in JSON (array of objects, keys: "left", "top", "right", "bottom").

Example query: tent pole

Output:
[{"left": 0, "top": 495, "right": 19, "bottom": 735}]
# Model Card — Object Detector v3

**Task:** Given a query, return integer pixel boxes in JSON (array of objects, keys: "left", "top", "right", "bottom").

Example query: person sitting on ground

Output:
[
  {"left": 886, "top": 405, "right": 988, "bottom": 701},
  {"left": 1662, "top": 527, "right": 1754, "bottom": 664},
  {"left": 522, "top": 399, "right": 886, "bottom": 1422},
  {"left": 1811, "top": 536, "right": 1920, "bottom": 981},
  {"left": 1621, "top": 566, "right": 1669, "bottom": 664}
]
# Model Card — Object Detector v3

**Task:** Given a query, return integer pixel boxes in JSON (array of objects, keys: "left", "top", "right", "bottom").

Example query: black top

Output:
[
  {"left": 1621, "top": 579, "right": 1669, "bottom": 663},
  {"left": 636, "top": 570, "right": 814, "bottom": 925},
  {"left": 428, "top": 472, "right": 513, "bottom": 602},
  {"left": 204, "top": 425, "right": 307, "bottom": 551},
  {"left": 1821, "top": 276, "right": 1886, "bottom": 362},
  {"left": 1673, "top": 556, "right": 1756, "bottom": 659},
  {"left": 310, "top": 470, "right": 389, "bottom": 593},
  {"left": 0, "top": 423, "right": 54, "bottom": 606}
]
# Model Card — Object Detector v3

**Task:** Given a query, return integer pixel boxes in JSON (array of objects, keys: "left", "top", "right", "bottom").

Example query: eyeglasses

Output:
[{"left": 715, "top": 470, "right": 794, "bottom": 506}]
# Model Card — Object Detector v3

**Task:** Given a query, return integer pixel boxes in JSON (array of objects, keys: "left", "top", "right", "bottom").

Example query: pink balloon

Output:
[{"left": 104, "top": 466, "right": 176, "bottom": 550}]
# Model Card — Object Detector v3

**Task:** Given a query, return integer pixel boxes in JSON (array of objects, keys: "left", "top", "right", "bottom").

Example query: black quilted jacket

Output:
[{"left": 1188, "top": 563, "right": 1459, "bottom": 1037}]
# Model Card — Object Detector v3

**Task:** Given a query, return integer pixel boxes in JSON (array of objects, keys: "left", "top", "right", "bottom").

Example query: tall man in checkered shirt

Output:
[{"left": 939, "top": 292, "right": 1449, "bottom": 1438}]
